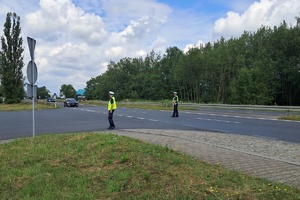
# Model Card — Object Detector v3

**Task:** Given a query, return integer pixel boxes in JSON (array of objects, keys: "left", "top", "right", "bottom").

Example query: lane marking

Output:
[
  {"left": 71, "top": 108, "right": 300, "bottom": 123},
  {"left": 197, "top": 118, "right": 240, "bottom": 124}
]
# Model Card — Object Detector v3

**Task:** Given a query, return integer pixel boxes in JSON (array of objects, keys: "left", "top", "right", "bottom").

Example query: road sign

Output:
[
  {"left": 27, "top": 61, "right": 38, "bottom": 84},
  {"left": 27, "top": 37, "right": 38, "bottom": 138},
  {"left": 27, "top": 84, "right": 37, "bottom": 97},
  {"left": 27, "top": 37, "right": 36, "bottom": 61}
]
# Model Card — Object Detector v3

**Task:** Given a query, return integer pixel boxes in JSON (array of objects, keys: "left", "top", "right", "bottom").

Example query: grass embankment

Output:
[
  {"left": 0, "top": 133, "right": 299, "bottom": 199},
  {"left": 279, "top": 115, "right": 300, "bottom": 121},
  {"left": 0, "top": 102, "right": 57, "bottom": 111},
  {"left": 85, "top": 100, "right": 198, "bottom": 111}
]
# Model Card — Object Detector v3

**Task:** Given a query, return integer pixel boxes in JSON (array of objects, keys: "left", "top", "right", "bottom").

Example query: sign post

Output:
[{"left": 27, "top": 37, "right": 38, "bottom": 138}]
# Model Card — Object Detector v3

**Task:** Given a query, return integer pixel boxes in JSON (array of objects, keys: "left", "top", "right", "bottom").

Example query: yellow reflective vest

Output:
[
  {"left": 108, "top": 96, "right": 117, "bottom": 110},
  {"left": 173, "top": 95, "right": 178, "bottom": 104}
]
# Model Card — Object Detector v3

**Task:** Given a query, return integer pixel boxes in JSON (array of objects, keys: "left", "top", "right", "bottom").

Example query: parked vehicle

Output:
[
  {"left": 64, "top": 98, "right": 79, "bottom": 107},
  {"left": 47, "top": 97, "right": 56, "bottom": 102}
]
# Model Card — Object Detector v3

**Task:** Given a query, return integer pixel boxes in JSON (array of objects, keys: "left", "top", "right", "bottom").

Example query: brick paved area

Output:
[{"left": 113, "top": 129, "right": 300, "bottom": 190}]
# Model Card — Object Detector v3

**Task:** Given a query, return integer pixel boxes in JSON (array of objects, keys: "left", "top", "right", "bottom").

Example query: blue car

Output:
[
  {"left": 47, "top": 97, "right": 56, "bottom": 102},
  {"left": 64, "top": 98, "right": 79, "bottom": 107}
]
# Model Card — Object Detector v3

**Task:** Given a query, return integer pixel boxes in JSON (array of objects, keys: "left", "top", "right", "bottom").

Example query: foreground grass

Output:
[
  {"left": 0, "top": 133, "right": 299, "bottom": 199},
  {"left": 0, "top": 102, "right": 57, "bottom": 111}
]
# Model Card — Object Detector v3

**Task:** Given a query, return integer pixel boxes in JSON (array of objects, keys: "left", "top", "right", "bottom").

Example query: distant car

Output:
[
  {"left": 47, "top": 97, "right": 56, "bottom": 102},
  {"left": 64, "top": 98, "right": 78, "bottom": 107}
]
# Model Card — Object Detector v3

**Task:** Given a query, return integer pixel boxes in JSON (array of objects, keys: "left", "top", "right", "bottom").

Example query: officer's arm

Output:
[{"left": 110, "top": 99, "right": 114, "bottom": 111}]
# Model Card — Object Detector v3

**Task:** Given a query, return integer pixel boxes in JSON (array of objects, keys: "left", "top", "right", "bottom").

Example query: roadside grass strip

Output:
[
  {"left": 0, "top": 102, "right": 57, "bottom": 111},
  {"left": 0, "top": 133, "right": 299, "bottom": 199}
]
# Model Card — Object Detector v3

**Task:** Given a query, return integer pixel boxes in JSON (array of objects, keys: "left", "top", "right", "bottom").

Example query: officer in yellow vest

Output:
[
  {"left": 107, "top": 91, "right": 117, "bottom": 129},
  {"left": 172, "top": 92, "right": 179, "bottom": 117}
]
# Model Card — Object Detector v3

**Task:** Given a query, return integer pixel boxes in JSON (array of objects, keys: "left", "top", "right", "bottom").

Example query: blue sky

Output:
[{"left": 0, "top": 0, "right": 299, "bottom": 95}]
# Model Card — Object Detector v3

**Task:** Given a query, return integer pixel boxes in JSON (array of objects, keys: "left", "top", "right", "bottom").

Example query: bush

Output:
[{"left": 4, "top": 98, "right": 21, "bottom": 104}]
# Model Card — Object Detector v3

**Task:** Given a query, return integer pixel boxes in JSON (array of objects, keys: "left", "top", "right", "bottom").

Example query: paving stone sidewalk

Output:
[{"left": 112, "top": 129, "right": 300, "bottom": 190}]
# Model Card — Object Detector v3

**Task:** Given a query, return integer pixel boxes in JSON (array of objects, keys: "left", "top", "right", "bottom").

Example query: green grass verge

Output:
[
  {"left": 0, "top": 133, "right": 299, "bottom": 199},
  {"left": 84, "top": 100, "right": 198, "bottom": 111},
  {"left": 279, "top": 115, "right": 300, "bottom": 121},
  {"left": 0, "top": 102, "right": 58, "bottom": 111}
]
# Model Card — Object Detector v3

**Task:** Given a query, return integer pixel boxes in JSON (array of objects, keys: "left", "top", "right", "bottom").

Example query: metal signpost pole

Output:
[
  {"left": 27, "top": 37, "right": 37, "bottom": 138},
  {"left": 32, "top": 66, "right": 35, "bottom": 138}
]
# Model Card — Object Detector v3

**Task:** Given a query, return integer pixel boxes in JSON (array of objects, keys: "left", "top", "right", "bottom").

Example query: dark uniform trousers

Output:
[
  {"left": 173, "top": 103, "right": 178, "bottom": 117},
  {"left": 108, "top": 110, "right": 115, "bottom": 127}
]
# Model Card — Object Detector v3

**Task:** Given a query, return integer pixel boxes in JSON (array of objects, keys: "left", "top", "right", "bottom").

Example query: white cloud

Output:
[
  {"left": 19, "top": 0, "right": 174, "bottom": 93},
  {"left": 213, "top": 0, "right": 300, "bottom": 39},
  {"left": 105, "top": 46, "right": 124, "bottom": 58},
  {"left": 136, "top": 50, "right": 147, "bottom": 57},
  {"left": 25, "top": 0, "right": 107, "bottom": 45},
  {"left": 183, "top": 40, "right": 205, "bottom": 53},
  {"left": 100, "top": 0, "right": 171, "bottom": 26}
]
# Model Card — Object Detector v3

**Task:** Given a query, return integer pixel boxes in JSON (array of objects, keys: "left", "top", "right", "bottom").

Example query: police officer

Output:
[
  {"left": 172, "top": 91, "right": 179, "bottom": 117},
  {"left": 107, "top": 91, "right": 117, "bottom": 129}
]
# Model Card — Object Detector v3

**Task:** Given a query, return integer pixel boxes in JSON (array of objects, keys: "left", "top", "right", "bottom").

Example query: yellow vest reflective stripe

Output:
[
  {"left": 108, "top": 97, "right": 117, "bottom": 110},
  {"left": 173, "top": 96, "right": 178, "bottom": 103}
]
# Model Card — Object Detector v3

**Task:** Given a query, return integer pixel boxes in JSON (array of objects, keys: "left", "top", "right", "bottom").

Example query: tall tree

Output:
[
  {"left": 60, "top": 84, "right": 76, "bottom": 98},
  {"left": 0, "top": 12, "right": 24, "bottom": 104},
  {"left": 37, "top": 86, "right": 50, "bottom": 99},
  {"left": 0, "top": 83, "right": 3, "bottom": 98}
]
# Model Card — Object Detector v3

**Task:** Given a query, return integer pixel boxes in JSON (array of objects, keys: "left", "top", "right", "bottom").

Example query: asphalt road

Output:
[{"left": 1, "top": 104, "right": 300, "bottom": 143}]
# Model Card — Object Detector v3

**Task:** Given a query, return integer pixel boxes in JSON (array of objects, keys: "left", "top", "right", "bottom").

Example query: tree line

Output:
[
  {"left": 1, "top": 12, "right": 300, "bottom": 105},
  {"left": 85, "top": 18, "right": 300, "bottom": 105}
]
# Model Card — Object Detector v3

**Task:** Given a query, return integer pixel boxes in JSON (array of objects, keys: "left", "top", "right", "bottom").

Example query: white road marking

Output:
[
  {"left": 197, "top": 118, "right": 240, "bottom": 124},
  {"left": 72, "top": 108, "right": 300, "bottom": 123}
]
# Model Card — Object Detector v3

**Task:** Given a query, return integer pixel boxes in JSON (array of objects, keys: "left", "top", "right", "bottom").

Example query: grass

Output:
[
  {"left": 0, "top": 102, "right": 57, "bottom": 111},
  {"left": 0, "top": 133, "right": 299, "bottom": 199},
  {"left": 84, "top": 100, "right": 199, "bottom": 111},
  {"left": 279, "top": 115, "right": 300, "bottom": 121}
]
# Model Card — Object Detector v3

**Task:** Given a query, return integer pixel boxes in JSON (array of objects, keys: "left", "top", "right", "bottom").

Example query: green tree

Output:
[
  {"left": 230, "top": 67, "right": 271, "bottom": 104},
  {"left": 37, "top": 86, "right": 50, "bottom": 99},
  {"left": 83, "top": 15, "right": 300, "bottom": 105},
  {"left": 161, "top": 47, "right": 185, "bottom": 99},
  {"left": 60, "top": 84, "right": 76, "bottom": 98},
  {"left": 0, "top": 55, "right": 2, "bottom": 98},
  {"left": 0, "top": 84, "right": 2, "bottom": 95},
  {"left": 0, "top": 12, "right": 24, "bottom": 104}
]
